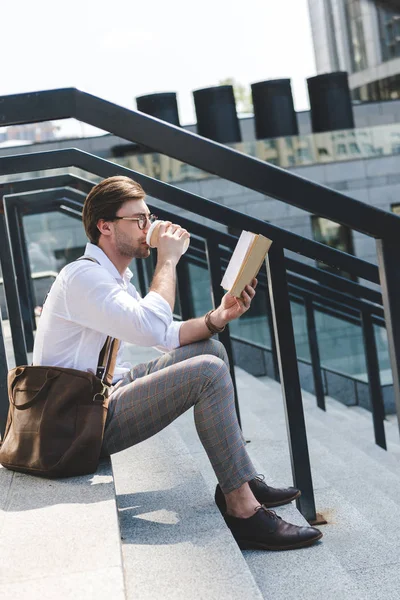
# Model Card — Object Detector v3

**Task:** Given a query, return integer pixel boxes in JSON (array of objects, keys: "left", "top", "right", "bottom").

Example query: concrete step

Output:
[
  {"left": 176, "top": 397, "right": 367, "bottom": 600},
  {"left": 250, "top": 372, "right": 400, "bottom": 478},
  {"left": 110, "top": 422, "right": 263, "bottom": 600},
  {"left": 259, "top": 374, "right": 400, "bottom": 450},
  {"left": 240, "top": 369, "right": 400, "bottom": 512},
  {"left": 0, "top": 458, "right": 125, "bottom": 599},
  {"left": 237, "top": 369, "right": 400, "bottom": 599}
]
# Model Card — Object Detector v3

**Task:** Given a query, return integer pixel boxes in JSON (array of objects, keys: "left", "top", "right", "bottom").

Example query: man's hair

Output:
[{"left": 82, "top": 176, "right": 146, "bottom": 244}]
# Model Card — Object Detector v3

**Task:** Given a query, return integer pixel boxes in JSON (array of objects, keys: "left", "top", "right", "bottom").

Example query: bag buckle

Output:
[{"left": 93, "top": 382, "right": 109, "bottom": 403}]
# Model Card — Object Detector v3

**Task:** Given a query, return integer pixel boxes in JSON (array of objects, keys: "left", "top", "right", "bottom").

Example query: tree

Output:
[{"left": 219, "top": 78, "right": 253, "bottom": 114}]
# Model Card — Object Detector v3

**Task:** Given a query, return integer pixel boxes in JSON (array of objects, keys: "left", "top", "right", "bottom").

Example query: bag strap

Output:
[
  {"left": 97, "top": 337, "right": 120, "bottom": 387},
  {"left": 77, "top": 256, "right": 120, "bottom": 386}
]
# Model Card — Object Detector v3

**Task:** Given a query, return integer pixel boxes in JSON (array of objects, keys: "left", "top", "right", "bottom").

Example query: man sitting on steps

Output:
[{"left": 32, "top": 176, "right": 322, "bottom": 551}]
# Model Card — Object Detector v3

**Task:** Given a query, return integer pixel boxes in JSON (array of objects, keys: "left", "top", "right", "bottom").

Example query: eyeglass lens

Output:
[{"left": 138, "top": 214, "right": 156, "bottom": 229}]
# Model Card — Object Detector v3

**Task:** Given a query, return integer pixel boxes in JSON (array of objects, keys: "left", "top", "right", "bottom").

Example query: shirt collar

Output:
[{"left": 84, "top": 243, "right": 133, "bottom": 286}]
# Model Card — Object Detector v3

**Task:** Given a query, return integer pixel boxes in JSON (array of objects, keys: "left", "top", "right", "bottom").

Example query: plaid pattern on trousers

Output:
[{"left": 101, "top": 339, "right": 258, "bottom": 493}]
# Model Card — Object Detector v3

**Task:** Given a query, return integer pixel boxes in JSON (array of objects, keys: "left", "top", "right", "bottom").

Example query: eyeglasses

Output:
[{"left": 110, "top": 213, "right": 158, "bottom": 230}]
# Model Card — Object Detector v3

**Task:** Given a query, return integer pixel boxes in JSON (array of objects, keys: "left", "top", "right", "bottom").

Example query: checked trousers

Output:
[{"left": 101, "top": 339, "right": 258, "bottom": 493}]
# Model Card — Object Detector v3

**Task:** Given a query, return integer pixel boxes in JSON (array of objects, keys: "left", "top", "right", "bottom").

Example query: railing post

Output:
[
  {"left": 264, "top": 279, "right": 280, "bottom": 382},
  {"left": 266, "top": 244, "right": 317, "bottom": 522},
  {"left": 206, "top": 238, "right": 242, "bottom": 429},
  {"left": 360, "top": 310, "right": 386, "bottom": 449},
  {"left": 305, "top": 299, "right": 326, "bottom": 411},
  {"left": 0, "top": 212, "right": 28, "bottom": 366},
  {"left": 0, "top": 322, "right": 9, "bottom": 438},
  {"left": 4, "top": 204, "right": 35, "bottom": 351},
  {"left": 176, "top": 259, "right": 195, "bottom": 321},
  {"left": 376, "top": 239, "right": 400, "bottom": 437},
  {"left": 18, "top": 209, "right": 37, "bottom": 332}
]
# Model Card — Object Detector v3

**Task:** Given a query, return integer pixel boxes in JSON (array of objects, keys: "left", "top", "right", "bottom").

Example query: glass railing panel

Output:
[
  {"left": 186, "top": 262, "right": 212, "bottom": 318},
  {"left": 24, "top": 211, "right": 87, "bottom": 274},
  {"left": 291, "top": 300, "right": 311, "bottom": 362},
  {"left": 23, "top": 211, "right": 88, "bottom": 307},
  {"left": 374, "top": 323, "right": 393, "bottom": 385},
  {"left": 228, "top": 286, "right": 271, "bottom": 347},
  {"left": 314, "top": 309, "right": 367, "bottom": 377}
]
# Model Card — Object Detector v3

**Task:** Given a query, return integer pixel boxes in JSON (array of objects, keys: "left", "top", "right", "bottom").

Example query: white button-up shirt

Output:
[{"left": 32, "top": 243, "right": 183, "bottom": 381}]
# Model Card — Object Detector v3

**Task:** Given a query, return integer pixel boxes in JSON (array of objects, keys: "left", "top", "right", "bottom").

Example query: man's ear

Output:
[{"left": 97, "top": 219, "right": 113, "bottom": 237}]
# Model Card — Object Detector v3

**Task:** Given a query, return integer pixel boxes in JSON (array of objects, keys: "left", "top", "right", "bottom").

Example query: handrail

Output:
[
  {"left": 4, "top": 183, "right": 387, "bottom": 352},
  {"left": 2, "top": 88, "right": 400, "bottom": 240},
  {"left": 0, "top": 148, "right": 380, "bottom": 282},
  {"left": 1, "top": 173, "right": 383, "bottom": 306}
]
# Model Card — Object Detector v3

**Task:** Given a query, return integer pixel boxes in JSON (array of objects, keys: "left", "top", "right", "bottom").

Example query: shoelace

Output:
[
  {"left": 254, "top": 505, "right": 282, "bottom": 520},
  {"left": 254, "top": 474, "right": 266, "bottom": 483}
]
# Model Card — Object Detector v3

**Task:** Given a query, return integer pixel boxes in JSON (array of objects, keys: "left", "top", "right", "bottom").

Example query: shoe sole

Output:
[
  {"left": 238, "top": 531, "right": 323, "bottom": 551},
  {"left": 263, "top": 490, "right": 301, "bottom": 508}
]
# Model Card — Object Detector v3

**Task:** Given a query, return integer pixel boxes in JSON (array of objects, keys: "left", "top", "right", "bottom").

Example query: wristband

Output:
[{"left": 205, "top": 310, "right": 226, "bottom": 334}]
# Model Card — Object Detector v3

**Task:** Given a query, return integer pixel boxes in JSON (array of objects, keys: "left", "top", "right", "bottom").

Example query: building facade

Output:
[{"left": 308, "top": 0, "right": 400, "bottom": 101}]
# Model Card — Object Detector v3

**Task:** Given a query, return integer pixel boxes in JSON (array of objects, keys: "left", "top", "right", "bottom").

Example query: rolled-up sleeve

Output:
[
  {"left": 139, "top": 291, "right": 183, "bottom": 351},
  {"left": 65, "top": 264, "right": 182, "bottom": 350}
]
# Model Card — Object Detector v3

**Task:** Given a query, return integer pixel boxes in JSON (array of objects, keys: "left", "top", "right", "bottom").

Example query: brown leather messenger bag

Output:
[{"left": 0, "top": 257, "right": 120, "bottom": 478}]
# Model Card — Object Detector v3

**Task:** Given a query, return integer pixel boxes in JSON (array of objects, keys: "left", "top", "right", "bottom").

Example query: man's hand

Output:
[
  {"left": 156, "top": 221, "right": 189, "bottom": 266},
  {"left": 211, "top": 278, "right": 258, "bottom": 329},
  {"left": 149, "top": 221, "right": 189, "bottom": 311},
  {"left": 179, "top": 279, "right": 258, "bottom": 347}
]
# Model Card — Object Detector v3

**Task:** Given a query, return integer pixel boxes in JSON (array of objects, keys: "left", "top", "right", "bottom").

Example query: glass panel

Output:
[
  {"left": 23, "top": 211, "right": 87, "bottom": 309},
  {"left": 315, "top": 309, "right": 366, "bottom": 377},
  {"left": 24, "top": 211, "right": 88, "bottom": 275},
  {"left": 291, "top": 301, "right": 311, "bottom": 362},
  {"left": 228, "top": 286, "right": 271, "bottom": 347},
  {"left": 374, "top": 323, "right": 393, "bottom": 385},
  {"left": 187, "top": 262, "right": 212, "bottom": 318},
  {"left": 311, "top": 216, "right": 355, "bottom": 279},
  {"left": 377, "top": 7, "right": 400, "bottom": 62},
  {"left": 344, "top": 0, "right": 368, "bottom": 72}
]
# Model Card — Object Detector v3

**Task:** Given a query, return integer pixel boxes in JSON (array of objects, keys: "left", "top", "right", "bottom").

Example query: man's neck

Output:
[{"left": 97, "top": 242, "right": 131, "bottom": 277}]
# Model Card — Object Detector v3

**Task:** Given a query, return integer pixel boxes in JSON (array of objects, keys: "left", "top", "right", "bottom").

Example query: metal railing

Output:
[
  {"left": 112, "top": 121, "right": 400, "bottom": 184},
  {"left": 2, "top": 89, "right": 400, "bottom": 523}
]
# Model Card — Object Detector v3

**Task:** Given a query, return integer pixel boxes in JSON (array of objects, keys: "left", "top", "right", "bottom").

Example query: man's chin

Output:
[{"left": 136, "top": 246, "right": 151, "bottom": 259}]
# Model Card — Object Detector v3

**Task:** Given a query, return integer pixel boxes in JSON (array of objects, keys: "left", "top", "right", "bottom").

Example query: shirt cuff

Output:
[{"left": 165, "top": 320, "right": 183, "bottom": 349}]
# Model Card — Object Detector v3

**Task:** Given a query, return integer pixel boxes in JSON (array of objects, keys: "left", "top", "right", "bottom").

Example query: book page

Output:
[{"left": 221, "top": 231, "right": 255, "bottom": 291}]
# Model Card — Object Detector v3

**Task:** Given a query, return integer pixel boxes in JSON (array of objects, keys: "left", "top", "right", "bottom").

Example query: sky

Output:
[{"left": 2, "top": 0, "right": 316, "bottom": 131}]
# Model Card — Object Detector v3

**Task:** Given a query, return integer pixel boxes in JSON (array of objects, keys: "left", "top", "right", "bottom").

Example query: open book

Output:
[{"left": 221, "top": 231, "right": 273, "bottom": 297}]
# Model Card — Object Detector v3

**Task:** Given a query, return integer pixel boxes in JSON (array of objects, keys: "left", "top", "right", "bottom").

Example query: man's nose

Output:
[{"left": 143, "top": 218, "right": 151, "bottom": 233}]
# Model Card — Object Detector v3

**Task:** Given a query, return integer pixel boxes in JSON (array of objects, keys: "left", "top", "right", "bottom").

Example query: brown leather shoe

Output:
[
  {"left": 224, "top": 506, "right": 323, "bottom": 550},
  {"left": 215, "top": 475, "right": 301, "bottom": 513}
]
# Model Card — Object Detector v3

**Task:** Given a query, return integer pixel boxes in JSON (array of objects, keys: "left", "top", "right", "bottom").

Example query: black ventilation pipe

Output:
[
  {"left": 251, "top": 79, "right": 299, "bottom": 139},
  {"left": 136, "top": 92, "right": 181, "bottom": 126},
  {"left": 192, "top": 85, "right": 241, "bottom": 143},
  {"left": 307, "top": 72, "right": 355, "bottom": 133}
]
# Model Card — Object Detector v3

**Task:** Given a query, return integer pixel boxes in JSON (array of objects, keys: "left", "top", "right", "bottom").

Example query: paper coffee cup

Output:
[{"left": 146, "top": 220, "right": 190, "bottom": 254}]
